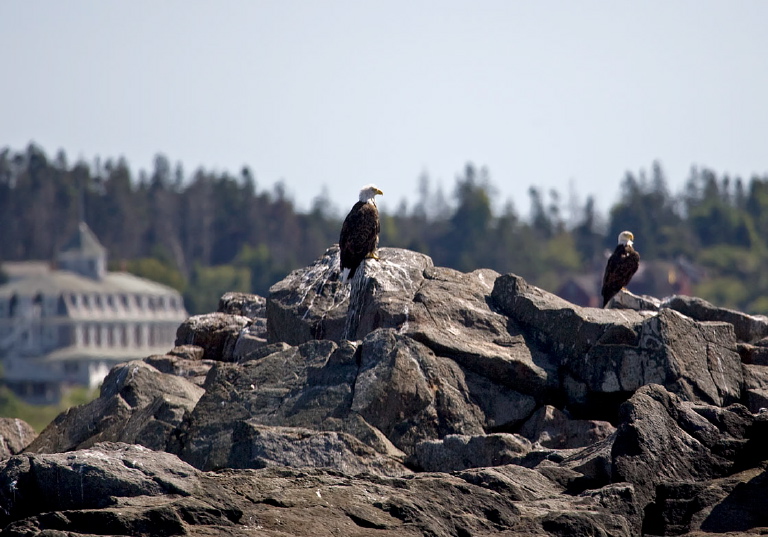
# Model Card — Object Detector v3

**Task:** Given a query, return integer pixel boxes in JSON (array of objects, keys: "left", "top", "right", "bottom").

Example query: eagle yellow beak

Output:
[{"left": 376, "top": 188, "right": 384, "bottom": 196}]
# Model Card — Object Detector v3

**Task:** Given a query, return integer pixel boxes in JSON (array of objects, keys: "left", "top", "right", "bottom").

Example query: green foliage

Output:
[
  {"left": 234, "top": 243, "right": 292, "bottom": 298},
  {"left": 0, "top": 385, "right": 98, "bottom": 433},
  {"left": 3, "top": 145, "right": 768, "bottom": 314},
  {"left": 697, "top": 246, "right": 759, "bottom": 279},
  {"left": 693, "top": 278, "right": 750, "bottom": 310},
  {"left": 121, "top": 257, "right": 187, "bottom": 293},
  {"left": 184, "top": 264, "right": 251, "bottom": 315}
]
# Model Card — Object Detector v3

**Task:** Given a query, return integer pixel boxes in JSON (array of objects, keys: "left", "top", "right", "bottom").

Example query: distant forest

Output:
[{"left": 2, "top": 143, "right": 768, "bottom": 315}]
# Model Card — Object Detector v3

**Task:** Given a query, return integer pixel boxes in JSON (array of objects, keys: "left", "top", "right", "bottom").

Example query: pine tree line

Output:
[{"left": 2, "top": 144, "right": 768, "bottom": 314}]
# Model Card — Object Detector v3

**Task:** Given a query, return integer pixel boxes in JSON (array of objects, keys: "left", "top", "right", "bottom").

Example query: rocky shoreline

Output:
[{"left": 1, "top": 246, "right": 767, "bottom": 536}]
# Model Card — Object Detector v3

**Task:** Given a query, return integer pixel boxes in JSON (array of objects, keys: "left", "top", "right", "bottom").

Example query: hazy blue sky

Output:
[{"left": 2, "top": 1, "right": 767, "bottom": 218}]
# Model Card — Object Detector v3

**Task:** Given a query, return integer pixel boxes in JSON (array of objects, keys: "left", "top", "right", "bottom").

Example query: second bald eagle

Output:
[
  {"left": 601, "top": 230, "right": 640, "bottom": 307},
  {"left": 339, "top": 184, "right": 383, "bottom": 283}
]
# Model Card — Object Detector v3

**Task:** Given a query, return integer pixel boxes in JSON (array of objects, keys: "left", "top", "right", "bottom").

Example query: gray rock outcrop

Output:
[{"left": 3, "top": 245, "right": 768, "bottom": 536}]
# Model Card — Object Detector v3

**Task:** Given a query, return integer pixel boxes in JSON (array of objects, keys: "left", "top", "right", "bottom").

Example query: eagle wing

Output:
[
  {"left": 601, "top": 245, "right": 640, "bottom": 307},
  {"left": 339, "top": 202, "right": 380, "bottom": 278}
]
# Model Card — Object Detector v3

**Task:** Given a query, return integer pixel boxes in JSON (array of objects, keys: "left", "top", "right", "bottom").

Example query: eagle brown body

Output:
[
  {"left": 339, "top": 185, "right": 382, "bottom": 282},
  {"left": 601, "top": 231, "right": 640, "bottom": 307}
]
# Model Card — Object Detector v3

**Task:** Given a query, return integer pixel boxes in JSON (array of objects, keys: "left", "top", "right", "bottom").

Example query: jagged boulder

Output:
[
  {"left": 492, "top": 274, "right": 744, "bottom": 417},
  {"left": 172, "top": 337, "right": 409, "bottom": 474},
  {"left": 606, "top": 289, "right": 662, "bottom": 311},
  {"left": 228, "top": 422, "right": 407, "bottom": 476},
  {"left": 518, "top": 405, "right": 615, "bottom": 449},
  {"left": 491, "top": 273, "right": 650, "bottom": 362},
  {"left": 144, "top": 344, "right": 214, "bottom": 387},
  {"left": 0, "top": 418, "right": 36, "bottom": 459},
  {"left": 266, "top": 245, "right": 351, "bottom": 345},
  {"left": 567, "top": 309, "right": 743, "bottom": 417},
  {"left": 25, "top": 360, "right": 204, "bottom": 453},
  {"left": 611, "top": 384, "right": 761, "bottom": 507},
  {"left": 175, "top": 312, "right": 251, "bottom": 361},
  {"left": 218, "top": 291, "right": 266, "bottom": 320},
  {"left": 267, "top": 246, "right": 433, "bottom": 345},
  {"left": 10, "top": 246, "right": 768, "bottom": 536},
  {"left": 743, "top": 363, "right": 768, "bottom": 412},
  {"left": 645, "top": 457, "right": 768, "bottom": 535},
  {"left": 403, "top": 266, "right": 557, "bottom": 399},
  {"left": 351, "top": 328, "right": 516, "bottom": 453},
  {"left": 0, "top": 442, "right": 636, "bottom": 537},
  {"left": 218, "top": 292, "right": 269, "bottom": 358},
  {"left": 664, "top": 294, "right": 768, "bottom": 343},
  {"left": 409, "top": 433, "right": 532, "bottom": 472}
]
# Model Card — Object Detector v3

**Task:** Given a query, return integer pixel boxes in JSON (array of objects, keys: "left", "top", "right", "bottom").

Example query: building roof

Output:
[
  {"left": 0, "top": 268, "right": 182, "bottom": 299},
  {"left": 58, "top": 222, "right": 106, "bottom": 258},
  {"left": 38, "top": 345, "right": 175, "bottom": 364},
  {"left": 1, "top": 261, "right": 52, "bottom": 282}
]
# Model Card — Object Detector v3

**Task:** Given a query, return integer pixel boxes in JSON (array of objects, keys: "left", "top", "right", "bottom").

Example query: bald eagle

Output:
[
  {"left": 339, "top": 184, "right": 383, "bottom": 283},
  {"left": 601, "top": 230, "right": 640, "bottom": 307}
]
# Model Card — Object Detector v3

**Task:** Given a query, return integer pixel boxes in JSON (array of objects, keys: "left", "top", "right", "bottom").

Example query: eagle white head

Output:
[
  {"left": 359, "top": 184, "right": 384, "bottom": 204},
  {"left": 617, "top": 230, "right": 635, "bottom": 247}
]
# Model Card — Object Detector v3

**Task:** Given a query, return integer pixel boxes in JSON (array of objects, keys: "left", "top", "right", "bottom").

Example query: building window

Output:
[
  {"left": 87, "top": 325, "right": 97, "bottom": 346},
  {"left": 43, "top": 326, "right": 56, "bottom": 347},
  {"left": 33, "top": 293, "right": 43, "bottom": 317}
]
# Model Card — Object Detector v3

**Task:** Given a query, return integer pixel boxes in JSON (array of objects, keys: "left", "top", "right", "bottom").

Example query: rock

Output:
[
  {"left": 25, "top": 360, "right": 204, "bottom": 453},
  {"left": 167, "top": 344, "right": 205, "bottom": 360},
  {"left": 663, "top": 294, "right": 768, "bottom": 343},
  {"left": 0, "top": 443, "right": 635, "bottom": 537},
  {"left": 606, "top": 288, "right": 662, "bottom": 311},
  {"left": 0, "top": 418, "right": 36, "bottom": 459},
  {"left": 266, "top": 245, "right": 351, "bottom": 345},
  {"left": 494, "top": 274, "right": 743, "bottom": 418},
  {"left": 743, "top": 363, "right": 768, "bottom": 412},
  {"left": 409, "top": 433, "right": 532, "bottom": 472},
  {"left": 144, "top": 351, "right": 215, "bottom": 387},
  {"left": 492, "top": 273, "right": 649, "bottom": 364},
  {"left": 12, "top": 247, "right": 768, "bottom": 536},
  {"left": 456, "top": 463, "right": 566, "bottom": 501},
  {"left": 229, "top": 324, "right": 268, "bottom": 360},
  {"left": 558, "top": 434, "right": 615, "bottom": 490},
  {"left": 228, "top": 421, "right": 408, "bottom": 476},
  {"left": 0, "top": 442, "right": 201, "bottom": 528},
  {"left": 217, "top": 292, "right": 269, "bottom": 358},
  {"left": 351, "top": 329, "right": 488, "bottom": 453},
  {"left": 175, "top": 312, "right": 251, "bottom": 361},
  {"left": 564, "top": 308, "right": 743, "bottom": 419},
  {"left": 217, "top": 291, "right": 266, "bottom": 320},
  {"left": 645, "top": 463, "right": 768, "bottom": 535},
  {"left": 519, "top": 405, "right": 616, "bottom": 449},
  {"left": 406, "top": 267, "right": 557, "bottom": 399},
  {"left": 737, "top": 341, "right": 768, "bottom": 365},
  {"left": 579, "top": 483, "right": 643, "bottom": 535},
  {"left": 174, "top": 337, "right": 409, "bottom": 474},
  {"left": 611, "top": 384, "right": 757, "bottom": 507},
  {"left": 342, "top": 247, "right": 435, "bottom": 341}
]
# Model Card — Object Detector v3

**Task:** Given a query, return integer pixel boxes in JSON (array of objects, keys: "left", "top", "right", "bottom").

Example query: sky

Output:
[{"left": 2, "top": 1, "right": 768, "bottom": 219}]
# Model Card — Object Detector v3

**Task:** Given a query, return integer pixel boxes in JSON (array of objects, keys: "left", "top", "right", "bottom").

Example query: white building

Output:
[{"left": 0, "top": 222, "right": 188, "bottom": 404}]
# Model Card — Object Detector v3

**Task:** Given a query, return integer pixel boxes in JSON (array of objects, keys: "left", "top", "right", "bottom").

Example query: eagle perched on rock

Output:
[
  {"left": 601, "top": 230, "right": 640, "bottom": 307},
  {"left": 339, "top": 184, "right": 383, "bottom": 283}
]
